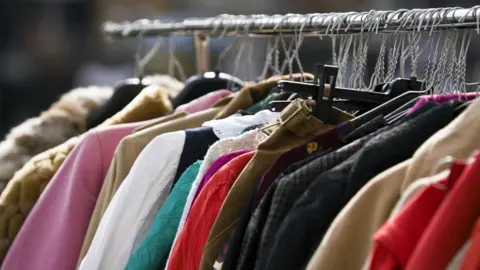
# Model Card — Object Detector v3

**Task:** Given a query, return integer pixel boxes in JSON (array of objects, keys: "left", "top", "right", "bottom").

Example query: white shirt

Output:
[
  {"left": 203, "top": 110, "right": 279, "bottom": 138},
  {"left": 80, "top": 110, "right": 278, "bottom": 270}
]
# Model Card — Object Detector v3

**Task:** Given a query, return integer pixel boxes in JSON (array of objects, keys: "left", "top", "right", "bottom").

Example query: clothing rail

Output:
[{"left": 103, "top": 6, "right": 480, "bottom": 38}]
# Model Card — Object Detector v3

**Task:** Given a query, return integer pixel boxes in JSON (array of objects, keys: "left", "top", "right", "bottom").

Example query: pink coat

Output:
[{"left": 2, "top": 122, "right": 144, "bottom": 270}]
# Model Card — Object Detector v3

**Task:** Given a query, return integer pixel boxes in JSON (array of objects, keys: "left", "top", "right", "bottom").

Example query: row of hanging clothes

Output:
[{"left": 1, "top": 6, "right": 480, "bottom": 270}]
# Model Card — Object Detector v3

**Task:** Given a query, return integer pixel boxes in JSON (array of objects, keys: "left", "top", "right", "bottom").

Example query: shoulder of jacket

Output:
[{"left": 10, "top": 136, "right": 82, "bottom": 183}]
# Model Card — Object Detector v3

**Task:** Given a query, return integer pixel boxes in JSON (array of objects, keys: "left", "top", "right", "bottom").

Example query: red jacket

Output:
[{"left": 167, "top": 152, "right": 255, "bottom": 270}]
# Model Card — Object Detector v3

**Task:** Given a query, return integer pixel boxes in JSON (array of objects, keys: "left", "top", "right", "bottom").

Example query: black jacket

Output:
[{"left": 260, "top": 102, "right": 457, "bottom": 270}]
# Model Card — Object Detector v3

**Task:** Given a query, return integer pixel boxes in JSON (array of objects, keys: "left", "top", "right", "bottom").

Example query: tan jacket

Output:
[
  {"left": 77, "top": 73, "right": 313, "bottom": 266},
  {"left": 0, "top": 85, "right": 173, "bottom": 261},
  {"left": 199, "top": 98, "right": 354, "bottom": 270},
  {"left": 306, "top": 97, "right": 480, "bottom": 270}
]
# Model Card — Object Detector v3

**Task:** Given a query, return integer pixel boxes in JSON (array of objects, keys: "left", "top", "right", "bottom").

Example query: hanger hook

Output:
[
  {"left": 227, "top": 15, "right": 248, "bottom": 87},
  {"left": 344, "top": 11, "right": 362, "bottom": 34},
  {"left": 219, "top": 14, "right": 235, "bottom": 39},
  {"left": 288, "top": 14, "right": 308, "bottom": 81},
  {"left": 133, "top": 19, "right": 149, "bottom": 79},
  {"left": 214, "top": 15, "right": 236, "bottom": 71},
  {"left": 421, "top": 8, "right": 435, "bottom": 34},
  {"left": 243, "top": 14, "right": 255, "bottom": 81},
  {"left": 273, "top": 14, "right": 290, "bottom": 76},
  {"left": 209, "top": 14, "right": 224, "bottom": 37},
  {"left": 362, "top": 10, "right": 377, "bottom": 33},
  {"left": 257, "top": 15, "right": 278, "bottom": 80}
]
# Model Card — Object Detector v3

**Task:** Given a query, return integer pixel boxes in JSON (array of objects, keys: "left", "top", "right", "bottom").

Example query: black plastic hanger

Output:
[
  {"left": 351, "top": 88, "right": 430, "bottom": 127},
  {"left": 267, "top": 93, "right": 301, "bottom": 112},
  {"left": 171, "top": 70, "right": 244, "bottom": 108},
  {"left": 280, "top": 65, "right": 423, "bottom": 105},
  {"left": 277, "top": 64, "right": 426, "bottom": 124},
  {"left": 86, "top": 77, "right": 148, "bottom": 130},
  {"left": 87, "top": 33, "right": 168, "bottom": 130}
]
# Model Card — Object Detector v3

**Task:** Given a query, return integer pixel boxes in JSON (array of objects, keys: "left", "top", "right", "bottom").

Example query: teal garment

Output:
[
  {"left": 245, "top": 93, "right": 274, "bottom": 114},
  {"left": 125, "top": 160, "right": 202, "bottom": 270}
]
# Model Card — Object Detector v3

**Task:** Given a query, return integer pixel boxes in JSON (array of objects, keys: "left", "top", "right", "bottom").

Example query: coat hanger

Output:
[
  {"left": 171, "top": 18, "right": 248, "bottom": 108},
  {"left": 382, "top": 24, "right": 478, "bottom": 124},
  {"left": 264, "top": 14, "right": 316, "bottom": 113},
  {"left": 276, "top": 8, "right": 440, "bottom": 126},
  {"left": 115, "top": 28, "right": 162, "bottom": 93},
  {"left": 351, "top": 87, "right": 429, "bottom": 127},
  {"left": 384, "top": 96, "right": 420, "bottom": 121},
  {"left": 86, "top": 32, "right": 160, "bottom": 129},
  {"left": 110, "top": 28, "right": 165, "bottom": 95},
  {"left": 267, "top": 92, "right": 301, "bottom": 112},
  {"left": 171, "top": 70, "right": 245, "bottom": 108},
  {"left": 277, "top": 64, "right": 426, "bottom": 124}
]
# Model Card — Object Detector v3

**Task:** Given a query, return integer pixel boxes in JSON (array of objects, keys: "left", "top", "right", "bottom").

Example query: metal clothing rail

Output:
[{"left": 103, "top": 6, "right": 480, "bottom": 38}]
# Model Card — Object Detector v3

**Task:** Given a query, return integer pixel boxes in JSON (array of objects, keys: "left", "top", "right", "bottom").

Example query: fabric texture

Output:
[
  {"left": 79, "top": 73, "right": 307, "bottom": 266},
  {"left": 218, "top": 173, "right": 260, "bottom": 270},
  {"left": 449, "top": 242, "right": 470, "bottom": 269},
  {"left": 99, "top": 85, "right": 174, "bottom": 126},
  {"left": 166, "top": 130, "right": 267, "bottom": 266},
  {"left": 461, "top": 218, "right": 480, "bottom": 270},
  {"left": 170, "top": 77, "right": 240, "bottom": 109},
  {"left": 368, "top": 166, "right": 461, "bottom": 270},
  {"left": 81, "top": 73, "right": 297, "bottom": 264},
  {"left": 0, "top": 86, "right": 113, "bottom": 187},
  {"left": 199, "top": 99, "right": 344, "bottom": 270},
  {"left": 233, "top": 123, "right": 356, "bottom": 266},
  {"left": 125, "top": 161, "right": 202, "bottom": 270},
  {"left": 1, "top": 122, "right": 144, "bottom": 270},
  {"left": 167, "top": 152, "right": 255, "bottom": 270},
  {"left": 203, "top": 110, "right": 279, "bottom": 139},
  {"left": 306, "top": 99, "right": 480, "bottom": 270},
  {"left": 406, "top": 152, "right": 480, "bottom": 270},
  {"left": 263, "top": 102, "right": 456, "bottom": 270},
  {"left": 245, "top": 93, "right": 275, "bottom": 114},
  {"left": 172, "top": 127, "right": 224, "bottom": 188},
  {"left": 80, "top": 109, "right": 276, "bottom": 270},
  {"left": 382, "top": 171, "right": 469, "bottom": 270},
  {"left": 175, "top": 90, "right": 231, "bottom": 114},
  {"left": 193, "top": 150, "right": 250, "bottom": 206},
  {"left": 235, "top": 116, "right": 388, "bottom": 270},
  {"left": 387, "top": 170, "right": 450, "bottom": 219},
  {"left": 234, "top": 181, "right": 278, "bottom": 270},
  {"left": 408, "top": 93, "right": 477, "bottom": 114},
  {"left": 140, "top": 75, "right": 185, "bottom": 97},
  {"left": 78, "top": 104, "right": 228, "bottom": 265},
  {"left": 254, "top": 121, "right": 353, "bottom": 206},
  {"left": 238, "top": 114, "right": 414, "bottom": 270},
  {"left": 214, "top": 73, "right": 313, "bottom": 120},
  {"left": 224, "top": 116, "right": 388, "bottom": 270},
  {"left": 277, "top": 115, "right": 387, "bottom": 178},
  {"left": 0, "top": 85, "right": 174, "bottom": 262},
  {"left": 86, "top": 76, "right": 183, "bottom": 129},
  {"left": 78, "top": 131, "right": 187, "bottom": 270},
  {"left": 85, "top": 84, "right": 143, "bottom": 130}
]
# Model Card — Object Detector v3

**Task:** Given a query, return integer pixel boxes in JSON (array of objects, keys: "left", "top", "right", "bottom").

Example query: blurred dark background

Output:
[{"left": 1, "top": 0, "right": 479, "bottom": 137}]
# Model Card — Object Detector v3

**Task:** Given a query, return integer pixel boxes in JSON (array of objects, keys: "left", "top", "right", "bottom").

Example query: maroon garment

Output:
[{"left": 254, "top": 121, "right": 353, "bottom": 206}]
